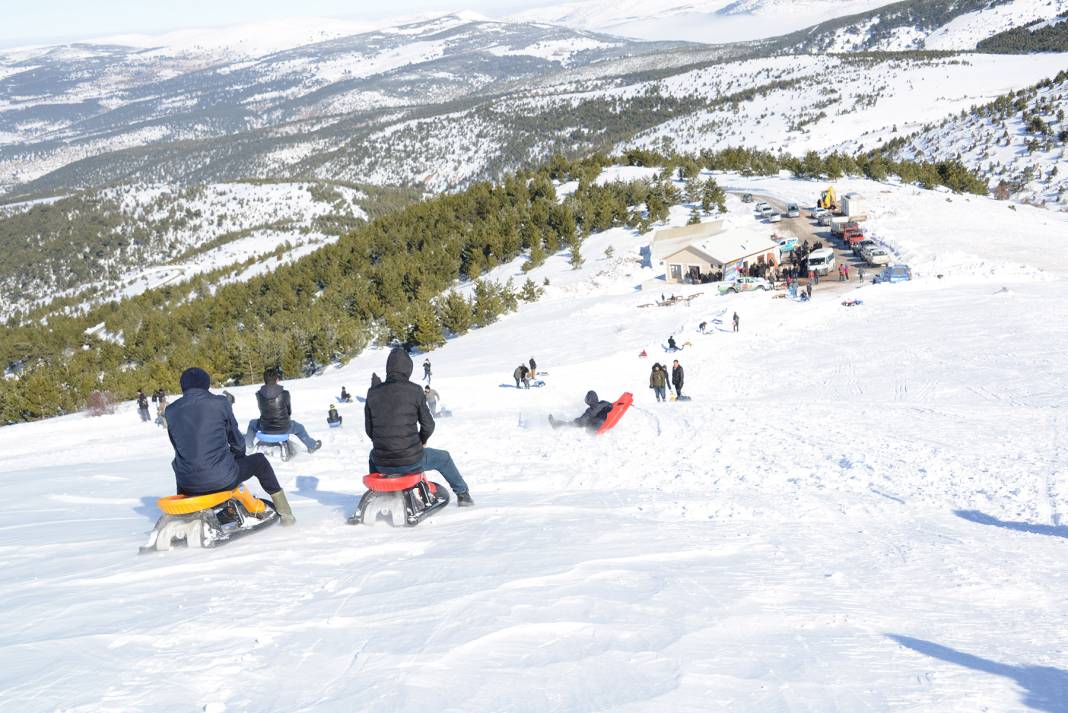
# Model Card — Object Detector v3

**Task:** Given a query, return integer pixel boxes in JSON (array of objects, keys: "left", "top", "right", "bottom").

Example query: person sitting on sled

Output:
[
  {"left": 667, "top": 335, "right": 678, "bottom": 351},
  {"left": 550, "top": 390, "right": 614, "bottom": 431},
  {"left": 245, "top": 367, "right": 321, "bottom": 453},
  {"left": 165, "top": 367, "right": 295, "bottom": 525},
  {"left": 327, "top": 404, "right": 343, "bottom": 427},
  {"left": 339, "top": 386, "right": 352, "bottom": 403},
  {"left": 365, "top": 349, "right": 474, "bottom": 507}
]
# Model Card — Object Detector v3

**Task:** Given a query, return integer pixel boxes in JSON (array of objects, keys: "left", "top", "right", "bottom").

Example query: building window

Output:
[{"left": 669, "top": 264, "right": 682, "bottom": 281}]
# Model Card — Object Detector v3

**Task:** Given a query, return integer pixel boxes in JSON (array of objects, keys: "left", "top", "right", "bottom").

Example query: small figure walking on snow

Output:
[
  {"left": 136, "top": 389, "right": 151, "bottom": 422},
  {"left": 422, "top": 358, "right": 432, "bottom": 383},
  {"left": 732, "top": 312, "right": 740, "bottom": 333},
  {"left": 671, "top": 360, "right": 685, "bottom": 399}
]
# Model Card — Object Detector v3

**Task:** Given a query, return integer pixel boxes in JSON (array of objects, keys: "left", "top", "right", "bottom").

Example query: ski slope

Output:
[{"left": 2, "top": 175, "right": 1068, "bottom": 711}]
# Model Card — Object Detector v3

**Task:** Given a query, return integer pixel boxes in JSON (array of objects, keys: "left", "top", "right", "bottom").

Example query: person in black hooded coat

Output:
[
  {"left": 365, "top": 349, "right": 473, "bottom": 506},
  {"left": 550, "top": 390, "right": 614, "bottom": 431},
  {"left": 165, "top": 367, "right": 295, "bottom": 525}
]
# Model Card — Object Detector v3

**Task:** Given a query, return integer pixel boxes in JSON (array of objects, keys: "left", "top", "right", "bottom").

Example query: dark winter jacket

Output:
[
  {"left": 529, "top": 358, "right": 537, "bottom": 372},
  {"left": 514, "top": 365, "right": 529, "bottom": 381},
  {"left": 671, "top": 365, "right": 684, "bottom": 390},
  {"left": 649, "top": 366, "right": 667, "bottom": 389},
  {"left": 327, "top": 406, "right": 342, "bottom": 424},
  {"left": 365, "top": 349, "right": 435, "bottom": 468},
  {"left": 137, "top": 393, "right": 149, "bottom": 410},
  {"left": 574, "top": 390, "right": 613, "bottom": 430},
  {"left": 166, "top": 388, "right": 244, "bottom": 495},
  {"left": 255, "top": 383, "right": 292, "bottom": 433}
]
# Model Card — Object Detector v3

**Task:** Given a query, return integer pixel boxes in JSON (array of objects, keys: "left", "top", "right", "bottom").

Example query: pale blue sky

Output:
[{"left": 1, "top": 1, "right": 555, "bottom": 47}]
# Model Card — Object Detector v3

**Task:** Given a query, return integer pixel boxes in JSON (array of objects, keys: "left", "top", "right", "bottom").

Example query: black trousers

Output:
[{"left": 180, "top": 453, "right": 280, "bottom": 496}]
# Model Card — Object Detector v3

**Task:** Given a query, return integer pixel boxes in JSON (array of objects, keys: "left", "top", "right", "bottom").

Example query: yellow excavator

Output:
[{"left": 817, "top": 186, "right": 838, "bottom": 211}]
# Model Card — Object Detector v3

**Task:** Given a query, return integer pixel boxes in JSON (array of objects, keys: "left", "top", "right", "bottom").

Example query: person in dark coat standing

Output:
[
  {"left": 365, "top": 349, "right": 473, "bottom": 506},
  {"left": 671, "top": 360, "right": 685, "bottom": 398},
  {"left": 550, "top": 390, "right": 613, "bottom": 431},
  {"left": 245, "top": 367, "right": 321, "bottom": 453},
  {"left": 422, "top": 358, "right": 432, "bottom": 383},
  {"left": 137, "top": 389, "right": 151, "bottom": 422},
  {"left": 529, "top": 357, "right": 537, "bottom": 378},
  {"left": 514, "top": 364, "right": 530, "bottom": 389},
  {"left": 649, "top": 364, "right": 668, "bottom": 402},
  {"left": 732, "top": 312, "right": 740, "bottom": 332},
  {"left": 166, "top": 367, "right": 294, "bottom": 525}
]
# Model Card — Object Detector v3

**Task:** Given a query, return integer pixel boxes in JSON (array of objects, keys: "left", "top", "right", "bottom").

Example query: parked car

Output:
[
  {"left": 862, "top": 246, "right": 891, "bottom": 266},
  {"left": 818, "top": 213, "right": 833, "bottom": 226},
  {"left": 718, "top": 276, "right": 772, "bottom": 294},
  {"left": 811, "top": 207, "right": 829, "bottom": 219},
  {"left": 806, "top": 248, "right": 836, "bottom": 276},
  {"left": 742, "top": 193, "right": 754, "bottom": 203},
  {"left": 873, "top": 264, "right": 912, "bottom": 284},
  {"left": 754, "top": 201, "right": 770, "bottom": 211},
  {"left": 786, "top": 203, "right": 800, "bottom": 218},
  {"left": 766, "top": 212, "right": 782, "bottom": 223},
  {"left": 853, "top": 238, "right": 878, "bottom": 255},
  {"left": 777, "top": 236, "right": 799, "bottom": 252}
]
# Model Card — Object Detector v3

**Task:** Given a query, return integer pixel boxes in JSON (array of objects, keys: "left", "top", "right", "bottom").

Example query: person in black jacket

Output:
[
  {"left": 327, "top": 405, "right": 343, "bottom": 427},
  {"left": 529, "top": 357, "right": 537, "bottom": 378},
  {"left": 671, "top": 360, "right": 685, "bottom": 398},
  {"left": 136, "top": 389, "right": 151, "bottom": 422},
  {"left": 166, "top": 367, "right": 295, "bottom": 525},
  {"left": 549, "top": 390, "right": 613, "bottom": 431},
  {"left": 513, "top": 364, "right": 530, "bottom": 389},
  {"left": 245, "top": 367, "right": 321, "bottom": 453},
  {"left": 365, "top": 349, "right": 473, "bottom": 506}
]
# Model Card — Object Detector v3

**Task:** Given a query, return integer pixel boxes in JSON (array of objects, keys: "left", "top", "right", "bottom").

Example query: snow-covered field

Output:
[{"left": 2, "top": 175, "right": 1068, "bottom": 711}]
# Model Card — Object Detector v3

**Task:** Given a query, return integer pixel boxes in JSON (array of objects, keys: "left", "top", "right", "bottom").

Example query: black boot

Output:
[
  {"left": 308, "top": 439, "right": 322, "bottom": 454},
  {"left": 457, "top": 492, "right": 475, "bottom": 507}
]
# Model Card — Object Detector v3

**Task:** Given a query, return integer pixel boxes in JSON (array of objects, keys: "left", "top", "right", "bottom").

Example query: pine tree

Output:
[
  {"left": 439, "top": 291, "right": 472, "bottom": 336},
  {"left": 687, "top": 207, "right": 702, "bottom": 225},
  {"left": 410, "top": 301, "right": 445, "bottom": 351},
  {"left": 472, "top": 280, "right": 503, "bottom": 327}
]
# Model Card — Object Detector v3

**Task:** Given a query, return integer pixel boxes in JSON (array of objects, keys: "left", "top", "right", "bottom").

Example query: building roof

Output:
[
  {"left": 651, "top": 220, "right": 724, "bottom": 262},
  {"left": 667, "top": 229, "right": 780, "bottom": 265}
]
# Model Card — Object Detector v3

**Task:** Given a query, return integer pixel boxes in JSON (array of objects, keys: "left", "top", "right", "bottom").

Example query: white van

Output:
[{"left": 806, "top": 248, "right": 835, "bottom": 276}]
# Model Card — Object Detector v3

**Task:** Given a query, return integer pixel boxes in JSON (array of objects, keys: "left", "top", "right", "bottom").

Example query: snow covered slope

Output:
[
  {"left": 855, "top": 71, "right": 1068, "bottom": 208},
  {"left": 769, "top": 0, "right": 1068, "bottom": 52},
  {"left": 2, "top": 172, "right": 1067, "bottom": 710},
  {"left": 513, "top": 0, "right": 898, "bottom": 43}
]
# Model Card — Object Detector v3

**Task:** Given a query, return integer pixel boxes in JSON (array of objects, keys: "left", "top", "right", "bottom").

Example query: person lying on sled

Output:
[
  {"left": 165, "top": 367, "right": 295, "bottom": 526},
  {"left": 549, "top": 390, "right": 613, "bottom": 432},
  {"left": 364, "top": 348, "right": 474, "bottom": 507}
]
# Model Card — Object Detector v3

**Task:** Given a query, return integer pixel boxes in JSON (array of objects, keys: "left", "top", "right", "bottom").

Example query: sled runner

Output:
[
  {"left": 328, "top": 421, "right": 342, "bottom": 429},
  {"left": 255, "top": 431, "right": 294, "bottom": 461},
  {"left": 140, "top": 486, "right": 278, "bottom": 553},
  {"left": 348, "top": 471, "right": 450, "bottom": 527},
  {"left": 596, "top": 392, "right": 633, "bottom": 435}
]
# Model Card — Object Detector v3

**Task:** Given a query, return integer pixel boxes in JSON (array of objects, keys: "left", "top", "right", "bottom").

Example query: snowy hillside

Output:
[
  {"left": 620, "top": 53, "right": 1068, "bottom": 167},
  {"left": 0, "top": 15, "right": 684, "bottom": 196},
  {"left": 769, "top": 0, "right": 1068, "bottom": 53},
  {"left": 513, "top": 0, "right": 897, "bottom": 43},
  {"left": 0, "top": 180, "right": 367, "bottom": 317},
  {"left": 3, "top": 171, "right": 1067, "bottom": 710},
  {"left": 854, "top": 71, "right": 1068, "bottom": 207}
]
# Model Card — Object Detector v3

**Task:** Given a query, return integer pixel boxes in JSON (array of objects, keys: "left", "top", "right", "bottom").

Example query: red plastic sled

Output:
[{"left": 596, "top": 392, "right": 634, "bottom": 435}]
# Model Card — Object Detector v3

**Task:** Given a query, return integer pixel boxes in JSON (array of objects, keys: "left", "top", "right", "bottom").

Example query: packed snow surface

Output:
[{"left": 2, "top": 174, "right": 1068, "bottom": 711}]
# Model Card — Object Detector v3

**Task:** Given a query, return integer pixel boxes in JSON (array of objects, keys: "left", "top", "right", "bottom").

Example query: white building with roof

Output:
[{"left": 662, "top": 228, "right": 781, "bottom": 284}]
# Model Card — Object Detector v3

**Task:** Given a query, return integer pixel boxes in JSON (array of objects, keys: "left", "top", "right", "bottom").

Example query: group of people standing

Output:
[
  {"left": 513, "top": 357, "right": 538, "bottom": 389},
  {"left": 137, "top": 389, "right": 169, "bottom": 427},
  {"left": 649, "top": 360, "right": 684, "bottom": 402}
]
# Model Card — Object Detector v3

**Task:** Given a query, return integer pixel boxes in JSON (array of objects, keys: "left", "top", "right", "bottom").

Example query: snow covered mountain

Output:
[
  {"left": 512, "top": 0, "right": 899, "bottom": 43},
  {"left": 769, "top": 0, "right": 1068, "bottom": 53},
  {"left": 0, "top": 14, "right": 688, "bottom": 195}
]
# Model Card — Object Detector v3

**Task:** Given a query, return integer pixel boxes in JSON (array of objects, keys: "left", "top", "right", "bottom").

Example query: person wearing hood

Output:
[
  {"left": 365, "top": 348, "right": 473, "bottom": 506},
  {"left": 549, "top": 391, "right": 614, "bottom": 431},
  {"left": 649, "top": 364, "right": 668, "bottom": 402},
  {"left": 165, "top": 367, "right": 295, "bottom": 525},
  {"left": 244, "top": 367, "right": 321, "bottom": 453},
  {"left": 327, "top": 405, "right": 343, "bottom": 427},
  {"left": 671, "top": 360, "right": 685, "bottom": 398}
]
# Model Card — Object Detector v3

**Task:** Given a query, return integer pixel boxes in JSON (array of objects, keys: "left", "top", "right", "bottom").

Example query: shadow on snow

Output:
[
  {"left": 888, "top": 635, "right": 1068, "bottom": 713},
  {"left": 954, "top": 509, "right": 1068, "bottom": 540},
  {"left": 296, "top": 475, "right": 359, "bottom": 515}
]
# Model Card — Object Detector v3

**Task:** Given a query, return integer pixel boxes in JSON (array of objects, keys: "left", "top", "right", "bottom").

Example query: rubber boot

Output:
[{"left": 270, "top": 490, "right": 296, "bottom": 526}]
